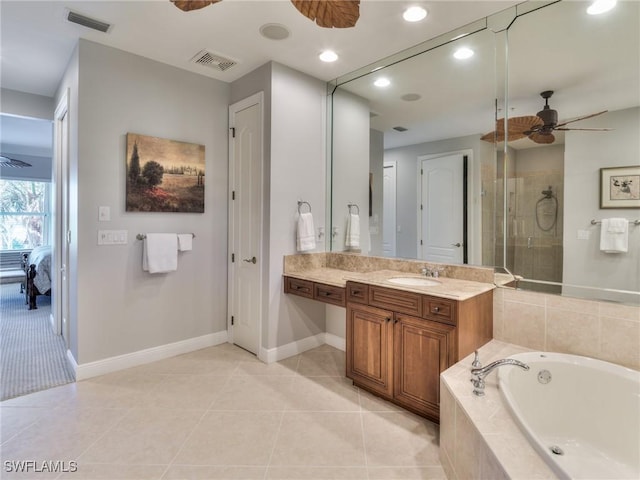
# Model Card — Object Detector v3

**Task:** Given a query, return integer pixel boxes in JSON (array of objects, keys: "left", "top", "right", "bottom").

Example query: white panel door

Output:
[
  {"left": 420, "top": 154, "right": 464, "bottom": 263},
  {"left": 229, "top": 93, "right": 263, "bottom": 354},
  {"left": 382, "top": 162, "right": 397, "bottom": 257}
]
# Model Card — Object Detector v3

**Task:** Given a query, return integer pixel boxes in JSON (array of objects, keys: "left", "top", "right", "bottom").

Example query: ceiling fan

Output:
[
  {"left": 481, "top": 90, "right": 610, "bottom": 145},
  {"left": 170, "top": 0, "right": 360, "bottom": 28}
]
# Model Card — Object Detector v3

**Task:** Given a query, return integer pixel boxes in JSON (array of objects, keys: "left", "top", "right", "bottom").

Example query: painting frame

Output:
[
  {"left": 600, "top": 165, "right": 640, "bottom": 209},
  {"left": 126, "top": 133, "right": 205, "bottom": 213}
]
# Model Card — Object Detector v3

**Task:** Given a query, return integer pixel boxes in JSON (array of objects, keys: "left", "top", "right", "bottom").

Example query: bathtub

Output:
[{"left": 498, "top": 352, "right": 640, "bottom": 480}]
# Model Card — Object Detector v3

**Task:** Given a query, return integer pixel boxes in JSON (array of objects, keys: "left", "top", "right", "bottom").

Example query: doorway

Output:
[
  {"left": 382, "top": 161, "right": 397, "bottom": 257},
  {"left": 227, "top": 92, "right": 264, "bottom": 355},
  {"left": 418, "top": 152, "right": 467, "bottom": 263}
]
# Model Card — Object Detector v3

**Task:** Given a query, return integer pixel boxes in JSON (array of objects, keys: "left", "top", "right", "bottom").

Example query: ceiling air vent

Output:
[
  {"left": 393, "top": 126, "right": 408, "bottom": 132},
  {"left": 190, "top": 50, "right": 237, "bottom": 72},
  {"left": 66, "top": 10, "right": 111, "bottom": 33}
]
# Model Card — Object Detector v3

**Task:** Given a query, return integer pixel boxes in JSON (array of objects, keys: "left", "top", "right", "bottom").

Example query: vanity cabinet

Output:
[
  {"left": 345, "top": 281, "right": 492, "bottom": 423},
  {"left": 284, "top": 276, "right": 346, "bottom": 307}
]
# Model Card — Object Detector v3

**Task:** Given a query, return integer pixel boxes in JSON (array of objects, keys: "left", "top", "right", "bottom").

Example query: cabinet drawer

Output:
[
  {"left": 423, "top": 296, "right": 456, "bottom": 325},
  {"left": 314, "top": 283, "right": 346, "bottom": 307},
  {"left": 369, "top": 286, "right": 421, "bottom": 317},
  {"left": 346, "top": 282, "right": 369, "bottom": 304},
  {"left": 284, "top": 277, "right": 314, "bottom": 299}
]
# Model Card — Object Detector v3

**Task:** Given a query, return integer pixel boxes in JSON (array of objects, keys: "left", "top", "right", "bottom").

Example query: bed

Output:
[{"left": 24, "top": 245, "right": 52, "bottom": 310}]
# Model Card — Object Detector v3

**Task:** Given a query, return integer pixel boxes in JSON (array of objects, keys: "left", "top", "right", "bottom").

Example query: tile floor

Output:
[{"left": 0, "top": 344, "right": 445, "bottom": 479}]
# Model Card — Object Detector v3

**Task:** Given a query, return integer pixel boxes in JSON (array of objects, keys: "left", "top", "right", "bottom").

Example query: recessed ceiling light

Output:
[
  {"left": 319, "top": 50, "right": 338, "bottom": 62},
  {"left": 374, "top": 78, "right": 391, "bottom": 88},
  {"left": 259, "top": 23, "right": 290, "bottom": 40},
  {"left": 403, "top": 6, "right": 427, "bottom": 22},
  {"left": 453, "top": 47, "right": 474, "bottom": 60},
  {"left": 587, "top": 0, "right": 617, "bottom": 15}
]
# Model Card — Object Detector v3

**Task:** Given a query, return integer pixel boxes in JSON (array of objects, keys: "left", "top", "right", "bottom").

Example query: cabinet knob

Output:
[
  {"left": 386, "top": 317, "right": 391, "bottom": 322},
  {"left": 433, "top": 306, "right": 440, "bottom": 313}
]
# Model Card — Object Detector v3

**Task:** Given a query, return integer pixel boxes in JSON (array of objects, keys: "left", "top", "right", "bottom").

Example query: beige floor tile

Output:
[
  {"left": 0, "top": 406, "right": 50, "bottom": 444},
  {"left": 297, "top": 351, "right": 346, "bottom": 377},
  {"left": 358, "top": 389, "right": 405, "bottom": 413},
  {"left": 266, "top": 466, "right": 368, "bottom": 479},
  {"left": 1, "top": 407, "right": 128, "bottom": 465},
  {"left": 367, "top": 466, "right": 447, "bottom": 479},
  {"left": 269, "top": 412, "right": 365, "bottom": 467},
  {"left": 79, "top": 408, "right": 203, "bottom": 465},
  {"left": 173, "top": 410, "right": 282, "bottom": 466},
  {"left": 0, "top": 382, "right": 77, "bottom": 407},
  {"left": 141, "top": 374, "right": 229, "bottom": 410},
  {"left": 162, "top": 465, "right": 267, "bottom": 479},
  {"left": 234, "top": 356, "right": 300, "bottom": 376},
  {"left": 284, "top": 376, "right": 360, "bottom": 412},
  {"left": 362, "top": 412, "right": 440, "bottom": 467},
  {"left": 209, "top": 375, "right": 294, "bottom": 411}
]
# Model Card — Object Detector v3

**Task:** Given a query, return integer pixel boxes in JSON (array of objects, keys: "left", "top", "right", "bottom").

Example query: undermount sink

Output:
[{"left": 387, "top": 277, "right": 442, "bottom": 287}]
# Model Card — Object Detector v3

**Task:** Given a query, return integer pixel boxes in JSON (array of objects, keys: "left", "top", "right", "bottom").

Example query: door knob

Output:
[
  {"left": 451, "top": 243, "right": 461, "bottom": 247},
  {"left": 243, "top": 256, "right": 257, "bottom": 264}
]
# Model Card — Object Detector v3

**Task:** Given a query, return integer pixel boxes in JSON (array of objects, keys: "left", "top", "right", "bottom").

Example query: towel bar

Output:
[
  {"left": 136, "top": 233, "right": 196, "bottom": 240},
  {"left": 348, "top": 203, "right": 360, "bottom": 215},
  {"left": 297, "top": 201, "right": 312, "bottom": 214},
  {"left": 591, "top": 219, "right": 639, "bottom": 225}
]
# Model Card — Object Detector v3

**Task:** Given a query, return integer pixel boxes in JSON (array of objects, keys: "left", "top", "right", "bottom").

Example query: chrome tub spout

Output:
[{"left": 470, "top": 351, "right": 530, "bottom": 396}]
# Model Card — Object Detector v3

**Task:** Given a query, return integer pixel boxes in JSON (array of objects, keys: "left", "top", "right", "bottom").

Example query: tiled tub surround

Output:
[{"left": 493, "top": 287, "right": 640, "bottom": 371}]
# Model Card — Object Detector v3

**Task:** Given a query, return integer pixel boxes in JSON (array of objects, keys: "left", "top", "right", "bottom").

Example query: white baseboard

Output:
[
  {"left": 324, "top": 332, "right": 346, "bottom": 352},
  {"left": 258, "top": 332, "right": 346, "bottom": 363},
  {"left": 74, "top": 330, "right": 228, "bottom": 380},
  {"left": 259, "top": 332, "right": 326, "bottom": 363}
]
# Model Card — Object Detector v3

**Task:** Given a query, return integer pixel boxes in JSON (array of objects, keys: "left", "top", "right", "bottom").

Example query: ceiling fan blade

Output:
[
  {"left": 528, "top": 132, "right": 555, "bottom": 144},
  {"left": 0, "top": 155, "right": 32, "bottom": 168},
  {"left": 290, "top": 0, "right": 360, "bottom": 28},
  {"left": 171, "top": 1, "right": 221, "bottom": 12},
  {"left": 481, "top": 115, "right": 542, "bottom": 143},
  {"left": 555, "top": 110, "right": 608, "bottom": 128},
  {"left": 554, "top": 127, "right": 612, "bottom": 131}
]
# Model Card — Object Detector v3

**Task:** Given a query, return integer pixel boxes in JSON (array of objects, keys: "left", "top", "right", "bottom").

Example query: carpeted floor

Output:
[{"left": 0, "top": 282, "right": 75, "bottom": 401}]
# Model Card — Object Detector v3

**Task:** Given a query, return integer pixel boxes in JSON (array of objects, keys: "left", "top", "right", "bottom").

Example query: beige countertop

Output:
[{"left": 284, "top": 268, "right": 494, "bottom": 301}]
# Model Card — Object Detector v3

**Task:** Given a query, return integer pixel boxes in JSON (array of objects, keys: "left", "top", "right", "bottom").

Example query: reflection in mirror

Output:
[
  {"left": 329, "top": 0, "right": 639, "bottom": 305},
  {"left": 500, "top": 0, "right": 639, "bottom": 303},
  {"left": 330, "top": 22, "right": 506, "bottom": 270}
]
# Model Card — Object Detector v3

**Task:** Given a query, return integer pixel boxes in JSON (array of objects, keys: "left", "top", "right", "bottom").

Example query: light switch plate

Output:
[{"left": 98, "top": 206, "right": 110, "bottom": 222}]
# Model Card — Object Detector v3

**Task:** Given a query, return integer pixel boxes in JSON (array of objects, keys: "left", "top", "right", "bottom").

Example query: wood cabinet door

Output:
[
  {"left": 346, "top": 304, "right": 394, "bottom": 399},
  {"left": 393, "top": 313, "right": 455, "bottom": 421}
]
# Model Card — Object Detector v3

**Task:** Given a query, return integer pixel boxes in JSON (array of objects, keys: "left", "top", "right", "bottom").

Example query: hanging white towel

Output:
[
  {"left": 297, "top": 212, "right": 316, "bottom": 252},
  {"left": 346, "top": 213, "right": 360, "bottom": 248},
  {"left": 143, "top": 233, "right": 178, "bottom": 273},
  {"left": 600, "top": 218, "right": 629, "bottom": 253},
  {"left": 177, "top": 234, "right": 193, "bottom": 252}
]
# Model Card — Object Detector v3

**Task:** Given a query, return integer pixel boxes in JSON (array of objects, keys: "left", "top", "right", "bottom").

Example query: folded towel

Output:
[
  {"left": 346, "top": 213, "right": 360, "bottom": 248},
  {"left": 177, "top": 234, "right": 193, "bottom": 252},
  {"left": 143, "top": 233, "right": 178, "bottom": 273},
  {"left": 600, "top": 218, "right": 628, "bottom": 253},
  {"left": 297, "top": 212, "right": 316, "bottom": 252}
]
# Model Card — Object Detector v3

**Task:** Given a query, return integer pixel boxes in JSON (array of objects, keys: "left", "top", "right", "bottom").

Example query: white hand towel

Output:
[
  {"left": 177, "top": 234, "right": 193, "bottom": 252},
  {"left": 143, "top": 233, "right": 178, "bottom": 273},
  {"left": 297, "top": 212, "right": 316, "bottom": 252},
  {"left": 600, "top": 218, "right": 629, "bottom": 253},
  {"left": 346, "top": 213, "right": 360, "bottom": 248}
]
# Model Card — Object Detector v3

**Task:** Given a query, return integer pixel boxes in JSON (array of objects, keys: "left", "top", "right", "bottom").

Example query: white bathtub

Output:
[{"left": 498, "top": 352, "right": 640, "bottom": 480}]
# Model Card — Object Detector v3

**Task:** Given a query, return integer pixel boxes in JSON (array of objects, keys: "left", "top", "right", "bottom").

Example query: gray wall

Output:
[
  {"left": 0, "top": 88, "right": 54, "bottom": 120},
  {"left": 57, "top": 40, "right": 230, "bottom": 365},
  {"left": 563, "top": 107, "right": 640, "bottom": 295}
]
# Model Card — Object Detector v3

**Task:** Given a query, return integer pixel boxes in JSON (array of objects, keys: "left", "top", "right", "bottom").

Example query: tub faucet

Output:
[{"left": 470, "top": 351, "right": 530, "bottom": 396}]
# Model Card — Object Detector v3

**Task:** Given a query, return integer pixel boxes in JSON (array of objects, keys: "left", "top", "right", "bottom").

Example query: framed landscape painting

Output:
[
  {"left": 126, "top": 133, "right": 205, "bottom": 213},
  {"left": 600, "top": 165, "right": 640, "bottom": 209}
]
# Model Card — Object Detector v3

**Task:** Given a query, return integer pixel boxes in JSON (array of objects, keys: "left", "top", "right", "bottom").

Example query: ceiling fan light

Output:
[
  {"left": 403, "top": 6, "right": 427, "bottom": 22},
  {"left": 587, "top": 0, "right": 617, "bottom": 15},
  {"left": 319, "top": 50, "right": 338, "bottom": 62}
]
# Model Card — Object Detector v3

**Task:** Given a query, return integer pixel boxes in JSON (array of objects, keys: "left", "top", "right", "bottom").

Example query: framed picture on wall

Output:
[
  {"left": 126, "top": 133, "right": 205, "bottom": 213},
  {"left": 600, "top": 165, "right": 640, "bottom": 209}
]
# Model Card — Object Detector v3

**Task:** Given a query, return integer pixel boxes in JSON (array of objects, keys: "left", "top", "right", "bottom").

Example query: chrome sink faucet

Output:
[
  {"left": 470, "top": 351, "right": 530, "bottom": 396},
  {"left": 421, "top": 266, "right": 443, "bottom": 278}
]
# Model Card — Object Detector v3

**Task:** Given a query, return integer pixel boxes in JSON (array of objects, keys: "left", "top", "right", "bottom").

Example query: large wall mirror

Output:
[{"left": 329, "top": 0, "right": 639, "bottom": 305}]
